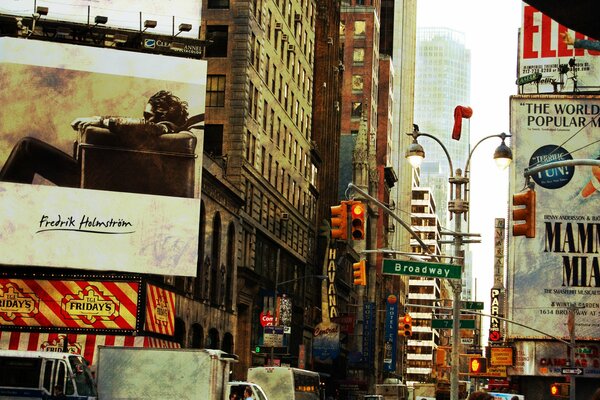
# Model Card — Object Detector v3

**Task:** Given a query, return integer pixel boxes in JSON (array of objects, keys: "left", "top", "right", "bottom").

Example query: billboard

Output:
[
  {"left": 508, "top": 95, "right": 600, "bottom": 340},
  {"left": 519, "top": 3, "right": 600, "bottom": 93},
  {"left": 0, "top": 37, "right": 206, "bottom": 276},
  {"left": 1, "top": 0, "right": 200, "bottom": 39}
]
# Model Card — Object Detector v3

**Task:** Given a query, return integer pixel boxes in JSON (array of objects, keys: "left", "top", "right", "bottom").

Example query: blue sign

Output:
[
  {"left": 383, "top": 295, "right": 399, "bottom": 372},
  {"left": 529, "top": 145, "right": 574, "bottom": 189},
  {"left": 362, "top": 302, "right": 376, "bottom": 366}
]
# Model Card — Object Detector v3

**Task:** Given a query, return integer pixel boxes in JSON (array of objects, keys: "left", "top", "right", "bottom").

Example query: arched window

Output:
[
  {"left": 222, "top": 332, "right": 234, "bottom": 354},
  {"left": 207, "top": 328, "right": 220, "bottom": 350},
  {"left": 225, "top": 223, "right": 236, "bottom": 311},
  {"left": 174, "top": 318, "right": 186, "bottom": 347},
  {"left": 194, "top": 202, "right": 206, "bottom": 298},
  {"left": 190, "top": 323, "right": 204, "bottom": 349},
  {"left": 210, "top": 213, "right": 222, "bottom": 306}
]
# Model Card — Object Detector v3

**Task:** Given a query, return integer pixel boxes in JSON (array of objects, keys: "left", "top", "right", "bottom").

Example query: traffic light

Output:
[
  {"left": 349, "top": 201, "right": 365, "bottom": 240},
  {"left": 512, "top": 187, "right": 536, "bottom": 238},
  {"left": 352, "top": 259, "right": 366, "bottom": 286},
  {"left": 550, "top": 383, "right": 569, "bottom": 398},
  {"left": 469, "top": 357, "right": 487, "bottom": 374},
  {"left": 330, "top": 201, "right": 348, "bottom": 240},
  {"left": 398, "top": 314, "right": 412, "bottom": 337}
]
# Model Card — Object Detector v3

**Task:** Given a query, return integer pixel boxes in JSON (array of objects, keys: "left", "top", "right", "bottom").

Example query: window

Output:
[
  {"left": 206, "top": 75, "right": 226, "bottom": 107},
  {"left": 208, "top": 0, "right": 229, "bottom": 8},
  {"left": 206, "top": 26, "right": 228, "bottom": 57},
  {"left": 339, "top": 21, "right": 346, "bottom": 36},
  {"left": 204, "top": 124, "right": 224, "bottom": 156},
  {"left": 352, "top": 74, "right": 363, "bottom": 91},
  {"left": 354, "top": 21, "right": 366, "bottom": 36},
  {"left": 351, "top": 102, "right": 363, "bottom": 118},
  {"left": 353, "top": 48, "right": 365, "bottom": 63}
]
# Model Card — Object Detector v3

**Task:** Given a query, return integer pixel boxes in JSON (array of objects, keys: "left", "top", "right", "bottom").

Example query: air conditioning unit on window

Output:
[
  {"left": 294, "top": 13, "right": 302, "bottom": 22},
  {"left": 281, "top": 212, "right": 290, "bottom": 221},
  {"left": 281, "top": 34, "right": 289, "bottom": 42},
  {"left": 287, "top": 44, "right": 295, "bottom": 52},
  {"left": 275, "top": 22, "right": 283, "bottom": 30}
]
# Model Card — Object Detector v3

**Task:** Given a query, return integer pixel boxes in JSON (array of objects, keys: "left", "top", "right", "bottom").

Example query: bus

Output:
[
  {"left": 241, "top": 366, "right": 321, "bottom": 400},
  {"left": 0, "top": 350, "right": 97, "bottom": 399}
]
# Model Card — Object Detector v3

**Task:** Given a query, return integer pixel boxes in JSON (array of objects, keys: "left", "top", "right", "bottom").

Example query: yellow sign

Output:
[{"left": 490, "top": 347, "right": 514, "bottom": 366}]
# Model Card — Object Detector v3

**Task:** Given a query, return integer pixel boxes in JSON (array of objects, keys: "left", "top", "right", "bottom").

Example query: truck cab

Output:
[{"left": 0, "top": 350, "right": 97, "bottom": 400}]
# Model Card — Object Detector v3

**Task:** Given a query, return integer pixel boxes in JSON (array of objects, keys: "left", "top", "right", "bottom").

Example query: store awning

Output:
[
  {"left": 0, "top": 331, "right": 180, "bottom": 365},
  {"left": 523, "top": 0, "right": 600, "bottom": 39}
]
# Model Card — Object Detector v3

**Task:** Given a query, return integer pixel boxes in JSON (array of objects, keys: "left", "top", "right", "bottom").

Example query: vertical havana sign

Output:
[{"left": 508, "top": 95, "right": 600, "bottom": 339}]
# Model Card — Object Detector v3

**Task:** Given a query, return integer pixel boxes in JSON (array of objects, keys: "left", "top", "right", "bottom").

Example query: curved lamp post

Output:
[{"left": 405, "top": 127, "right": 512, "bottom": 400}]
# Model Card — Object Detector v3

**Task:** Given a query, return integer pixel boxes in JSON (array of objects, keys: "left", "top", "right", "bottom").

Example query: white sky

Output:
[{"left": 416, "top": 0, "right": 523, "bottom": 338}]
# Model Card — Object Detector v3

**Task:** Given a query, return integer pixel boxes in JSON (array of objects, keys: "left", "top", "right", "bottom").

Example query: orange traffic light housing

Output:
[
  {"left": 469, "top": 357, "right": 487, "bottom": 374},
  {"left": 330, "top": 202, "right": 348, "bottom": 240},
  {"left": 398, "top": 314, "right": 412, "bottom": 337},
  {"left": 512, "top": 187, "right": 536, "bottom": 238},
  {"left": 352, "top": 259, "right": 366, "bottom": 286},
  {"left": 550, "top": 383, "right": 569, "bottom": 398},
  {"left": 349, "top": 201, "right": 366, "bottom": 240}
]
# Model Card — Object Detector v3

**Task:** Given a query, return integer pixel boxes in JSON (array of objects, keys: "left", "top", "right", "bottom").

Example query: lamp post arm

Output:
[
  {"left": 346, "top": 182, "right": 436, "bottom": 258},
  {"left": 524, "top": 159, "right": 600, "bottom": 178},
  {"left": 464, "top": 132, "right": 511, "bottom": 176},
  {"left": 410, "top": 131, "right": 454, "bottom": 173}
]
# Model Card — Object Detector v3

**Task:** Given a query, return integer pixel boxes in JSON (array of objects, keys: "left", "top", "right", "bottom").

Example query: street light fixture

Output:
[{"left": 405, "top": 127, "right": 512, "bottom": 400}]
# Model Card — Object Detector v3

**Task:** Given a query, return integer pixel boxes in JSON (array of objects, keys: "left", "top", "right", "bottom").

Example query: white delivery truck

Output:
[
  {"left": 0, "top": 349, "right": 97, "bottom": 399},
  {"left": 95, "top": 346, "right": 266, "bottom": 400},
  {"left": 234, "top": 366, "right": 321, "bottom": 400}
]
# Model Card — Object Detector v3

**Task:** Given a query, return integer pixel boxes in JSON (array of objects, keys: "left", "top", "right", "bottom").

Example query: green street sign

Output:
[
  {"left": 577, "top": 347, "right": 592, "bottom": 354},
  {"left": 461, "top": 301, "right": 484, "bottom": 310},
  {"left": 382, "top": 259, "right": 461, "bottom": 280},
  {"left": 431, "top": 319, "right": 476, "bottom": 329}
]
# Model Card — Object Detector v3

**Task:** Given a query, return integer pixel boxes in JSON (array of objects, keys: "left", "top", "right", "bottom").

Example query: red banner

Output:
[
  {"left": 0, "top": 331, "right": 179, "bottom": 365},
  {"left": 144, "top": 284, "right": 175, "bottom": 336},
  {"left": 0, "top": 279, "right": 139, "bottom": 331}
]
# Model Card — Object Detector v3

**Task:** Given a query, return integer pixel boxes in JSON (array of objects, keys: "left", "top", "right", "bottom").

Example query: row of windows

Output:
[{"left": 245, "top": 181, "right": 314, "bottom": 256}]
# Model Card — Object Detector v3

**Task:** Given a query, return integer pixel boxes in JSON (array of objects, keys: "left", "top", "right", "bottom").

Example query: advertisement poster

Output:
[
  {"left": 1, "top": 0, "right": 200, "bottom": 39},
  {"left": 0, "top": 37, "right": 206, "bottom": 276},
  {"left": 519, "top": 4, "right": 600, "bottom": 94},
  {"left": 507, "top": 341, "right": 600, "bottom": 377},
  {"left": 508, "top": 95, "right": 600, "bottom": 340},
  {"left": 0, "top": 278, "right": 140, "bottom": 331}
]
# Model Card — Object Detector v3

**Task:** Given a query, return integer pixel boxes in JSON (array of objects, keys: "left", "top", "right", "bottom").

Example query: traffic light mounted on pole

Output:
[
  {"left": 512, "top": 186, "right": 536, "bottom": 238},
  {"left": 398, "top": 313, "right": 412, "bottom": 337},
  {"left": 550, "top": 383, "right": 569, "bottom": 398},
  {"left": 349, "top": 201, "right": 366, "bottom": 240},
  {"left": 330, "top": 201, "right": 349, "bottom": 240},
  {"left": 352, "top": 259, "right": 366, "bottom": 286}
]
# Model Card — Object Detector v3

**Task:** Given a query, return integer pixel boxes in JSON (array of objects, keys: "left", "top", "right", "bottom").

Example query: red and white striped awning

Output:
[{"left": 0, "top": 331, "right": 180, "bottom": 365}]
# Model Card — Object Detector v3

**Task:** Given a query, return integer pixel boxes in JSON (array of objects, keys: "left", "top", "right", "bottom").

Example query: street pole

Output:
[{"left": 405, "top": 129, "right": 512, "bottom": 400}]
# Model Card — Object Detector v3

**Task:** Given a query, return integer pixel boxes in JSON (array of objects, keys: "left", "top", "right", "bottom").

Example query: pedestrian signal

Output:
[
  {"left": 550, "top": 383, "right": 569, "bottom": 398},
  {"left": 469, "top": 357, "right": 487, "bottom": 374}
]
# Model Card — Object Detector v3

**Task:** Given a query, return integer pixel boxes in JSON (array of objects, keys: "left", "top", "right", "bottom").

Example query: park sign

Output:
[{"left": 382, "top": 259, "right": 461, "bottom": 280}]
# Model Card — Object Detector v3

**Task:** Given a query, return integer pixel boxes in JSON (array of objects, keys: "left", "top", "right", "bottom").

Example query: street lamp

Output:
[{"left": 405, "top": 127, "right": 512, "bottom": 400}]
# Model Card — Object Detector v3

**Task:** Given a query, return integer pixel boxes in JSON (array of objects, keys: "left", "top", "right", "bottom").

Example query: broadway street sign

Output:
[{"left": 382, "top": 259, "right": 461, "bottom": 280}]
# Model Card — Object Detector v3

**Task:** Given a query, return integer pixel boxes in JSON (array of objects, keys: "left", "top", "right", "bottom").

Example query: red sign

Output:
[
  {"left": 260, "top": 311, "right": 274, "bottom": 327},
  {"left": 489, "top": 331, "right": 502, "bottom": 342}
]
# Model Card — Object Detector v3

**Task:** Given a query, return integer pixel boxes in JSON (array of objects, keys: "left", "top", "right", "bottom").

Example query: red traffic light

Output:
[
  {"left": 350, "top": 201, "right": 365, "bottom": 240},
  {"left": 398, "top": 314, "right": 412, "bottom": 337},
  {"left": 550, "top": 382, "right": 569, "bottom": 398}
]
